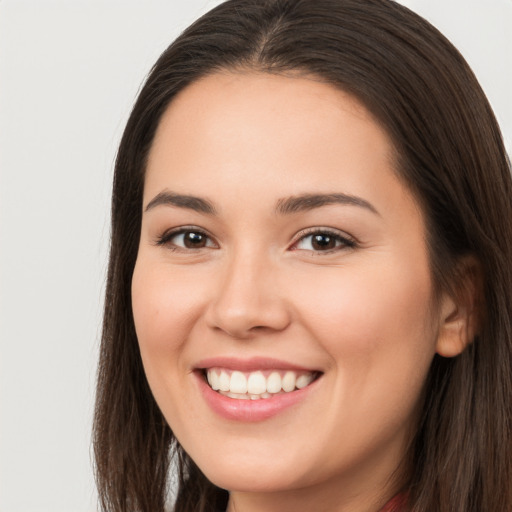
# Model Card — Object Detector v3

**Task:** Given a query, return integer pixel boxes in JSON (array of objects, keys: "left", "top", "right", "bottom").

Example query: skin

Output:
[{"left": 131, "top": 72, "right": 470, "bottom": 512}]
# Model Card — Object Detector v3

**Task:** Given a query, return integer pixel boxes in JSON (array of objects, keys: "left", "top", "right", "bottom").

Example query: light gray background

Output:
[{"left": 1, "top": 1, "right": 510, "bottom": 511}]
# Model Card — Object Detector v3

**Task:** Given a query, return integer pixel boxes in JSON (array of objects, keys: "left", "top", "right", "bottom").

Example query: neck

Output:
[{"left": 226, "top": 465, "right": 404, "bottom": 512}]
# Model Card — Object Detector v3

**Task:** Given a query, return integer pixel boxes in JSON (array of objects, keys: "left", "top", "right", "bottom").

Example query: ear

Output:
[{"left": 435, "top": 256, "right": 483, "bottom": 358}]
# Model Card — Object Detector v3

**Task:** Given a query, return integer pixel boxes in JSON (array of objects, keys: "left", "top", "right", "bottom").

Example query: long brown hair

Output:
[{"left": 93, "top": 1, "right": 512, "bottom": 511}]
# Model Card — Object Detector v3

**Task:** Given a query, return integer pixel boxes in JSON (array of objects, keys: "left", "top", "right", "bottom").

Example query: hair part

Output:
[{"left": 93, "top": 1, "right": 512, "bottom": 511}]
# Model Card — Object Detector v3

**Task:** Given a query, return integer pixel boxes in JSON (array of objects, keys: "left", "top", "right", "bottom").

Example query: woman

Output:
[{"left": 93, "top": 0, "right": 512, "bottom": 511}]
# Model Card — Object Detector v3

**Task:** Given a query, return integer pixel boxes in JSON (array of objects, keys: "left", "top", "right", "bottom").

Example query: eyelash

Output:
[
  {"left": 155, "top": 226, "right": 357, "bottom": 253},
  {"left": 156, "top": 226, "right": 215, "bottom": 250},
  {"left": 290, "top": 227, "right": 357, "bottom": 253}
]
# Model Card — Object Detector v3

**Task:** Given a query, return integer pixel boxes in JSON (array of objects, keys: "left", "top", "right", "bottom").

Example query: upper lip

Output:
[{"left": 194, "top": 356, "right": 320, "bottom": 373}]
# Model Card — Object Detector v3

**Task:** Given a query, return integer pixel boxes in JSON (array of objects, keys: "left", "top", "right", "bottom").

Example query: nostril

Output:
[
  {"left": 251, "top": 325, "right": 270, "bottom": 332},
  {"left": 204, "top": 270, "right": 292, "bottom": 337}
]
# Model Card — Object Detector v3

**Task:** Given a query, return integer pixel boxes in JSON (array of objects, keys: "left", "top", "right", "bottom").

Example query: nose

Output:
[{"left": 204, "top": 251, "right": 291, "bottom": 339}]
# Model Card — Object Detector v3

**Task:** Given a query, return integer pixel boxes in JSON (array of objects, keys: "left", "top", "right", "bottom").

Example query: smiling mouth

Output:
[{"left": 203, "top": 368, "right": 321, "bottom": 400}]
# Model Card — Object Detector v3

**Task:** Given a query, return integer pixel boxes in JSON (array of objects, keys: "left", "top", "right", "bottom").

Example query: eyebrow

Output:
[
  {"left": 144, "top": 190, "right": 379, "bottom": 216},
  {"left": 275, "top": 193, "right": 379, "bottom": 216},
  {"left": 145, "top": 191, "right": 217, "bottom": 214}
]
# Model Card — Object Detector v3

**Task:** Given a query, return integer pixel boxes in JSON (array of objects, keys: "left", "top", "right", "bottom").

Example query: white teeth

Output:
[
  {"left": 247, "top": 392, "right": 272, "bottom": 400},
  {"left": 226, "top": 392, "right": 249, "bottom": 400},
  {"left": 266, "top": 371, "right": 282, "bottom": 393},
  {"left": 218, "top": 370, "right": 230, "bottom": 392},
  {"left": 282, "top": 371, "right": 296, "bottom": 392},
  {"left": 230, "top": 371, "right": 247, "bottom": 394},
  {"left": 206, "top": 368, "right": 317, "bottom": 399},
  {"left": 207, "top": 369, "right": 220, "bottom": 390},
  {"left": 247, "top": 371, "right": 266, "bottom": 394},
  {"left": 296, "top": 373, "right": 314, "bottom": 389}
]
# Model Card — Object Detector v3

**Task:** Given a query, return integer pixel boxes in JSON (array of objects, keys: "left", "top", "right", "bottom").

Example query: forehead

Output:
[
  {"left": 144, "top": 71, "right": 416, "bottom": 221},
  {"left": 150, "top": 71, "right": 387, "bottom": 159}
]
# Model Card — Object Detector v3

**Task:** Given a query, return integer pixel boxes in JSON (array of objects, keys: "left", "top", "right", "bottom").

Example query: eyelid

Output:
[
  {"left": 155, "top": 225, "right": 218, "bottom": 249},
  {"left": 154, "top": 225, "right": 356, "bottom": 253},
  {"left": 289, "top": 227, "right": 357, "bottom": 252}
]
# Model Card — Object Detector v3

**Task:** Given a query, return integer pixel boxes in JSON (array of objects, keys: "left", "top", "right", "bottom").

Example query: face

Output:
[{"left": 132, "top": 72, "right": 449, "bottom": 508}]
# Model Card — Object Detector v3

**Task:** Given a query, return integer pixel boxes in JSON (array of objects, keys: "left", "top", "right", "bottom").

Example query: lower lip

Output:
[{"left": 195, "top": 371, "right": 319, "bottom": 422}]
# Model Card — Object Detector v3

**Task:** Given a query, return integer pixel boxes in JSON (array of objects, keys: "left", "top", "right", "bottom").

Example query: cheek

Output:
[
  {"left": 130, "top": 256, "right": 209, "bottom": 409},
  {"left": 289, "top": 261, "right": 438, "bottom": 469},
  {"left": 132, "top": 258, "right": 201, "bottom": 351},
  {"left": 314, "top": 252, "right": 432, "bottom": 331},
  {"left": 131, "top": 256, "right": 213, "bottom": 439},
  {"left": 291, "top": 255, "right": 438, "bottom": 394}
]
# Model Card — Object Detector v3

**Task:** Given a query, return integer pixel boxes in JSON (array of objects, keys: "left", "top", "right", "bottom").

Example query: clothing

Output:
[
  {"left": 222, "top": 493, "right": 407, "bottom": 512},
  {"left": 379, "top": 493, "right": 408, "bottom": 512}
]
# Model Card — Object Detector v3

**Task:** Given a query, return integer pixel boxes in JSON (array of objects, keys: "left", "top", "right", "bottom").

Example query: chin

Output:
[
  {"left": 202, "top": 462, "right": 304, "bottom": 493},
  {"left": 186, "top": 444, "right": 311, "bottom": 493}
]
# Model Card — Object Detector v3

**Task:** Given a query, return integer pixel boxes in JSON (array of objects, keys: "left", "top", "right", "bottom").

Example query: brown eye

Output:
[
  {"left": 311, "top": 234, "right": 337, "bottom": 251},
  {"left": 293, "top": 230, "right": 356, "bottom": 253},
  {"left": 183, "top": 231, "right": 207, "bottom": 248},
  {"left": 157, "top": 228, "right": 216, "bottom": 250}
]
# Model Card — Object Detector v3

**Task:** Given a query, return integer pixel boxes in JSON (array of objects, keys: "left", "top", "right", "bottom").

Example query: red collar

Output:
[{"left": 379, "top": 493, "right": 407, "bottom": 512}]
